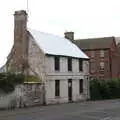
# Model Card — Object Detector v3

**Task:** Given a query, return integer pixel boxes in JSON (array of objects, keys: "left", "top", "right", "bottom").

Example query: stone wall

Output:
[
  {"left": 28, "top": 34, "right": 46, "bottom": 82},
  {"left": 15, "top": 83, "right": 44, "bottom": 107},
  {"left": 0, "top": 83, "right": 44, "bottom": 109}
]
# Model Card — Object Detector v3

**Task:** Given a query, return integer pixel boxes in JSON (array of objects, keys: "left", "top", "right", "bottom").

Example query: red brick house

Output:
[{"left": 64, "top": 32, "right": 120, "bottom": 80}]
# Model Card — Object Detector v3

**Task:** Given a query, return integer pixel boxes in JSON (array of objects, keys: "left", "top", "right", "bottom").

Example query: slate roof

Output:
[
  {"left": 29, "top": 29, "right": 89, "bottom": 59},
  {"left": 73, "top": 37, "right": 115, "bottom": 50}
]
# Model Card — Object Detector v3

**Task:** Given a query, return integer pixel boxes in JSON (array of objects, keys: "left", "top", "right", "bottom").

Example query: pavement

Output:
[{"left": 0, "top": 99, "right": 120, "bottom": 120}]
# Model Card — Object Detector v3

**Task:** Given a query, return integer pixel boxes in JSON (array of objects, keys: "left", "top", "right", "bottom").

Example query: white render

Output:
[
  {"left": 28, "top": 32, "right": 90, "bottom": 104},
  {"left": 45, "top": 56, "right": 90, "bottom": 104}
]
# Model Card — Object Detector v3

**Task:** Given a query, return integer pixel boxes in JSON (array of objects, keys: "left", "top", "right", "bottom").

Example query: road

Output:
[{"left": 0, "top": 99, "right": 120, "bottom": 120}]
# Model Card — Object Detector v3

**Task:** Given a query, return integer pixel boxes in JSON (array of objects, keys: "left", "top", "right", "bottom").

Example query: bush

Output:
[
  {"left": 0, "top": 73, "right": 40, "bottom": 93},
  {"left": 90, "top": 79, "right": 120, "bottom": 100},
  {"left": 0, "top": 73, "right": 24, "bottom": 93}
]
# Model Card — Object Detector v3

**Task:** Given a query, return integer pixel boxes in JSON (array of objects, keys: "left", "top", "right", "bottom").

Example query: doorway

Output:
[{"left": 68, "top": 79, "right": 72, "bottom": 102}]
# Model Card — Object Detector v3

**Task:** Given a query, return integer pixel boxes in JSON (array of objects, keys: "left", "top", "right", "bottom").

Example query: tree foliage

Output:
[
  {"left": 90, "top": 79, "right": 120, "bottom": 100},
  {"left": 0, "top": 72, "right": 24, "bottom": 93}
]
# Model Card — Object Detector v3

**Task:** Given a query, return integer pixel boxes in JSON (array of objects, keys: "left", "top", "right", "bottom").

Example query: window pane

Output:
[
  {"left": 79, "top": 59, "right": 83, "bottom": 71},
  {"left": 79, "top": 79, "right": 83, "bottom": 94},
  {"left": 100, "top": 62, "right": 104, "bottom": 70},
  {"left": 91, "top": 51, "right": 95, "bottom": 58},
  {"left": 100, "top": 50, "right": 104, "bottom": 57},
  {"left": 68, "top": 57, "right": 72, "bottom": 71},
  {"left": 55, "top": 80, "right": 60, "bottom": 97},
  {"left": 55, "top": 56, "right": 60, "bottom": 71}
]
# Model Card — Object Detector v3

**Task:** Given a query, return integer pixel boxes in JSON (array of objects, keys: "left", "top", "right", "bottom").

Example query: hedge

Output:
[{"left": 90, "top": 79, "right": 120, "bottom": 100}]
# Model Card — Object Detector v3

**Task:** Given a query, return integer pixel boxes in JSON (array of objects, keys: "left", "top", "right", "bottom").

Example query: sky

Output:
[{"left": 0, "top": 0, "right": 120, "bottom": 67}]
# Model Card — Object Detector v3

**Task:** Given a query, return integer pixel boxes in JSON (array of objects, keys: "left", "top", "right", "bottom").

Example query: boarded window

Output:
[
  {"left": 79, "top": 79, "right": 83, "bottom": 94},
  {"left": 55, "top": 80, "right": 60, "bottom": 97},
  {"left": 54, "top": 56, "right": 60, "bottom": 71},
  {"left": 68, "top": 57, "right": 72, "bottom": 71},
  {"left": 79, "top": 59, "right": 83, "bottom": 71}
]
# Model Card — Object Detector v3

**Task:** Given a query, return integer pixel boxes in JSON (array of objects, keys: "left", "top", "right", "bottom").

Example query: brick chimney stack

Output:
[
  {"left": 14, "top": 10, "right": 27, "bottom": 44},
  {"left": 64, "top": 32, "right": 74, "bottom": 41},
  {"left": 13, "top": 10, "right": 28, "bottom": 73}
]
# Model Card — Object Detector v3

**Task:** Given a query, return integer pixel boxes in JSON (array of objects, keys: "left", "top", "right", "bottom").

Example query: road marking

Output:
[{"left": 100, "top": 117, "right": 112, "bottom": 120}]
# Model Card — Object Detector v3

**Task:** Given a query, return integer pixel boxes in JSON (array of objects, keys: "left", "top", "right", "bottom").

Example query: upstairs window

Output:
[
  {"left": 55, "top": 80, "right": 60, "bottom": 97},
  {"left": 100, "top": 50, "right": 104, "bottom": 58},
  {"left": 68, "top": 57, "right": 72, "bottom": 71},
  {"left": 54, "top": 56, "right": 60, "bottom": 71},
  {"left": 79, "top": 59, "right": 83, "bottom": 72},
  {"left": 91, "top": 51, "right": 95, "bottom": 58},
  {"left": 100, "top": 62, "right": 104, "bottom": 71}
]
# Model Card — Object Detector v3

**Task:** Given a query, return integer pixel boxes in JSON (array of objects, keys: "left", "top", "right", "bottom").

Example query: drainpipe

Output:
[{"left": 109, "top": 49, "right": 112, "bottom": 79}]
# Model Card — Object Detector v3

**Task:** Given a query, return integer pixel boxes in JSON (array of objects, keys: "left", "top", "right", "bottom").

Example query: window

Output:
[
  {"left": 100, "top": 50, "right": 104, "bottom": 57},
  {"left": 79, "top": 59, "right": 83, "bottom": 71},
  {"left": 91, "top": 51, "right": 95, "bottom": 58},
  {"left": 79, "top": 79, "right": 83, "bottom": 94},
  {"left": 100, "top": 62, "right": 104, "bottom": 70},
  {"left": 55, "top": 80, "right": 60, "bottom": 97},
  {"left": 68, "top": 57, "right": 72, "bottom": 71},
  {"left": 90, "top": 62, "right": 96, "bottom": 73},
  {"left": 54, "top": 56, "right": 60, "bottom": 71}
]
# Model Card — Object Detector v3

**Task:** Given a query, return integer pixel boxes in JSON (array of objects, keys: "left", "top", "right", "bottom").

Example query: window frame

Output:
[
  {"left": 100, "top": 61, "right": 105, "bottom": 71},
  {"left": 79, "top": 59, "right": 83, "bottom": 72},
  {"left": 55, "top": 80, "right": 60, "bottom": 97},
  {"left": 68, "top": 57, "right": 72, "bottom": 71},
  {"left": 100, "top": 50, "right": 104, "bottom": 58},
  {"left": 91, "top": 51, "right": 95, "bottom": 58},
  {"left": 79, "top": 79, "right": 83, "bottom": 94},
  {"left": 54, "top": 56, "right": 60, "bottom": 71}
]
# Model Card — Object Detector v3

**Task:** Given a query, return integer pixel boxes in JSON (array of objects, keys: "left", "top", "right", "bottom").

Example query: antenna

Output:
[{"left": 27, "top": 0, "right": 29, "bottom": 14}]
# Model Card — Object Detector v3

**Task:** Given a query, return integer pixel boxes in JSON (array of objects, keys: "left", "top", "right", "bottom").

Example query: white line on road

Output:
[{"left": 100, "top": 117, "right": 112, "bottom": 120}]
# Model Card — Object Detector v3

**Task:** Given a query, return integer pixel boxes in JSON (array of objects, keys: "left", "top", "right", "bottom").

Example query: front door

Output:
[{"left": 68, "top": 79, "right": 72, "bottom": 102}]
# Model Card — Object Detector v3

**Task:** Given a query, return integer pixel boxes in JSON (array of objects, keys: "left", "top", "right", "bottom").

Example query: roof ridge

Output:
[
  {"left": 75, "top": 36, "right": 115, "bottom": 41},
  {"left": 28, "top": 28, "right": 68, "bottom": 41}
]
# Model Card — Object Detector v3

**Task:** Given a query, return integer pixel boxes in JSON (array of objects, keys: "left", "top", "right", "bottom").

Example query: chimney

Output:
[
  {"left": 64, "top": 31, "right": 74, "bottom": 41},
  {"left": 14, "top": 10, "right": 27, "bottom": 44},
  {"left": 13, "top": 10, "right": 28, "bottom": 73}
]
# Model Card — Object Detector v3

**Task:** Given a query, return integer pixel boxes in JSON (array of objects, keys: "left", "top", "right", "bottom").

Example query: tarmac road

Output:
[{"left": 0, "top": 99, "right": 120, "bottom": 120}]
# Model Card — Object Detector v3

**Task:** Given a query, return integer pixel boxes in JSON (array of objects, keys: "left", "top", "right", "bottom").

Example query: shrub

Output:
[
  {"left": 0, "top": 72, "right": 40, "bottom": 93},
  {"left": 0, "top": 73, "right": 24, "bottom": 93},
  {"left": 90, "top": 79, "right": 120, "bottom": 100}
]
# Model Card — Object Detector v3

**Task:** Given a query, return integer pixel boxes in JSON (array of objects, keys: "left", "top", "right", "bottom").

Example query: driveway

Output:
[{"left": 0, "top": 99, "right": 120, "bottom": 120}]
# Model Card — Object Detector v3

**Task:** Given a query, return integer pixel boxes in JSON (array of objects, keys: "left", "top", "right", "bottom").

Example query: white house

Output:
[{"left": 6, "top": 10, "right": 90, "bottom": 105}]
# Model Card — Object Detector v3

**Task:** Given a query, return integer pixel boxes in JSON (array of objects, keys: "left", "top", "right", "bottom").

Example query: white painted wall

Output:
[
  {"left": 28, "top": 35, "right": 90, "bottom": 105},
  {"left": 45, "top": 56, "right": 90, "bottom": 104}
]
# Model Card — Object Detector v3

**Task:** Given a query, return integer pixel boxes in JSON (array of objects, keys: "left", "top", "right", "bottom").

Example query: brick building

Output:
[{"left": 65, "top": 32, "right": 120, "bottom": 80}]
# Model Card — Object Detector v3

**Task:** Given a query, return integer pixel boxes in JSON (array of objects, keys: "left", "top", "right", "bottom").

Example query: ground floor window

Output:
[
  {"left": 55, "top": 80, "right": 60, "bottom": 97},
  {"left": 79, "top": 79, "right": 83, "bottom": 94}
]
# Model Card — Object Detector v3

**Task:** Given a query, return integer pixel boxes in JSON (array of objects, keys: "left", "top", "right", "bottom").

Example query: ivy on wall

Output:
[{"left": 0, "top": 73, "right": 41, "bottom": 93}]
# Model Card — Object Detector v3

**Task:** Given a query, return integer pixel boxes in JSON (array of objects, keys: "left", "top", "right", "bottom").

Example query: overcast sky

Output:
[{"left": 0, "top": 0, "right": 120, "bottom": 67}]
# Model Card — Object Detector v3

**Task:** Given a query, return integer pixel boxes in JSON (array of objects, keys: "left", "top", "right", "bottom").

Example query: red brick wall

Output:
[{"left": 83, "top": 49, "right": 112, "bottom": 80}]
